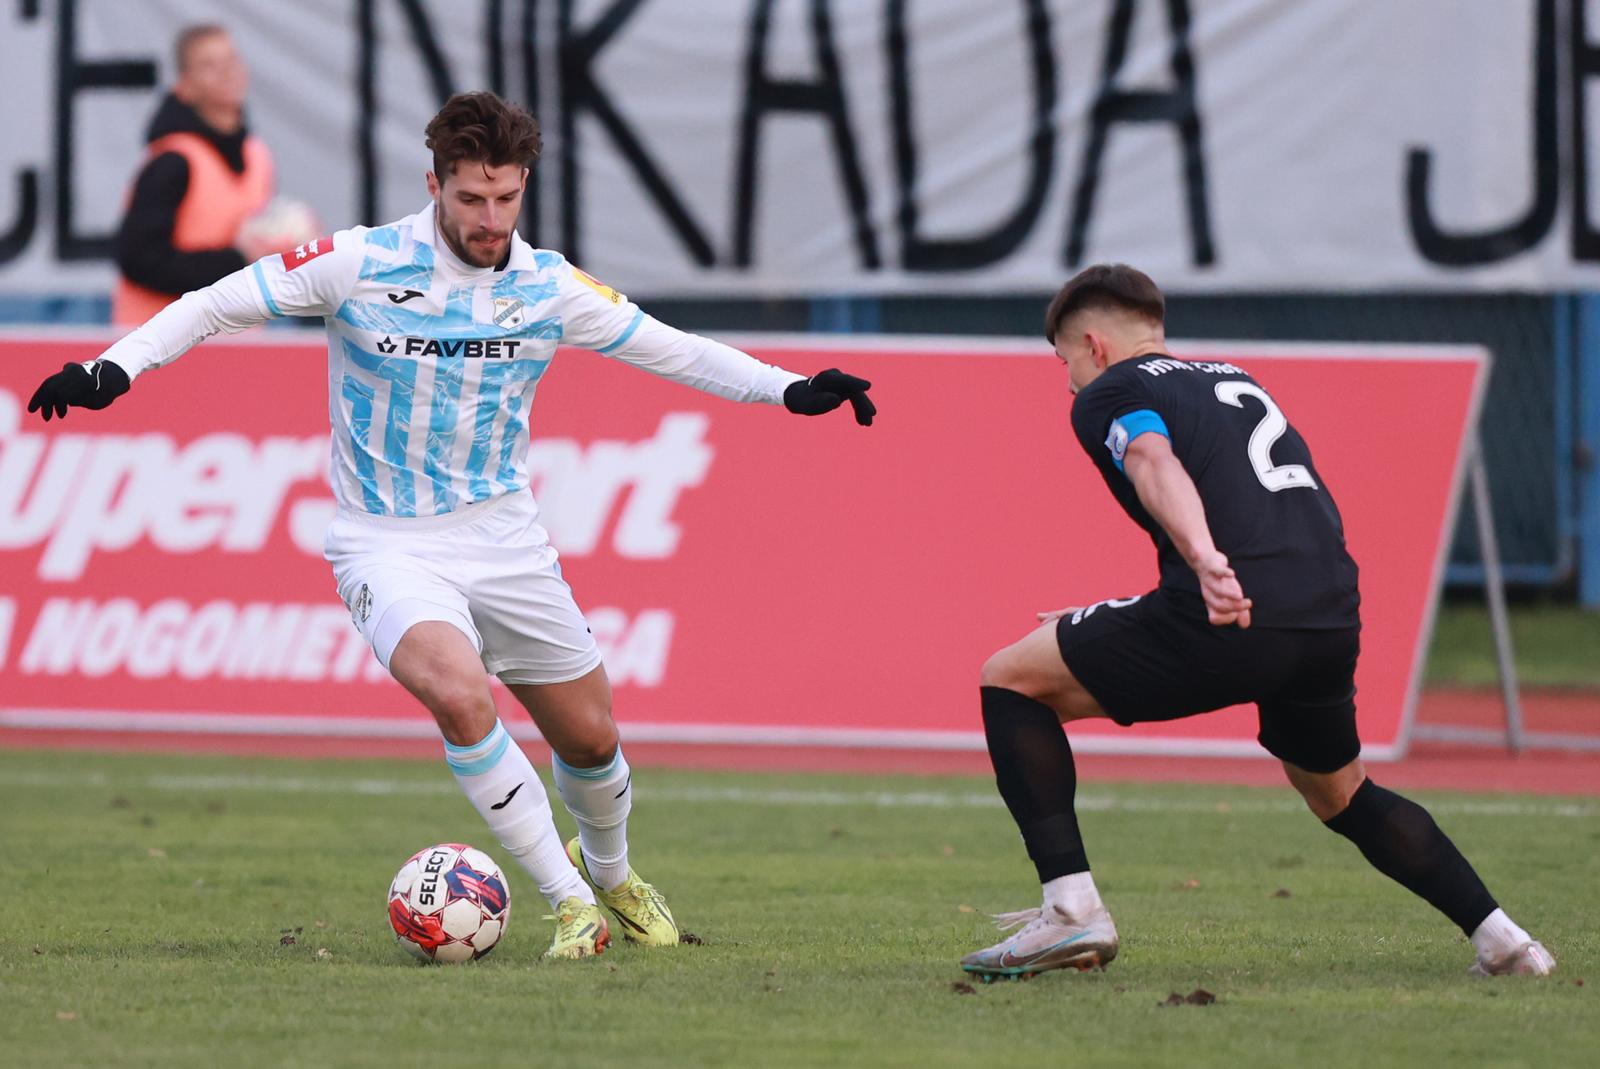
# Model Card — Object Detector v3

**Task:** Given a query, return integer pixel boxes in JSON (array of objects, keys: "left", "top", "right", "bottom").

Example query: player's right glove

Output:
[
  {"left": 783, "top": 368, "right": 876, "bottom": 426},
  {"left": 26, "top": 360, "right": 130, "bottom": 422}
]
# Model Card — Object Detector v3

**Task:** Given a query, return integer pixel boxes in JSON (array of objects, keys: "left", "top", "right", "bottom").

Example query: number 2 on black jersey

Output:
[{"left": 1213, "top": 382, "right": 1317, "bottom": 493}]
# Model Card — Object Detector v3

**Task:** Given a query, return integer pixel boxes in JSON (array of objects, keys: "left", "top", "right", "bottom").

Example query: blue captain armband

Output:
[{"left": 1105, "top": 409, "right": 1169, "bottom": 472}]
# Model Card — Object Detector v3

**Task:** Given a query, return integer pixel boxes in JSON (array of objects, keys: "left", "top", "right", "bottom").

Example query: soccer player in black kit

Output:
[{"left": 959, "top": 264, "right": 1553, "bottom": 981}]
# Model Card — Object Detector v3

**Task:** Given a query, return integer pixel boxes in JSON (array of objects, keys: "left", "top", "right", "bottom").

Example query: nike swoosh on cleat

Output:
[
  {"left": 999, "top": 930, "right": 1092, "bottom": 968},
  {"left": 489, "top": 783, "right": 524, "bottom": 810},
  {"left": 612, "top": 911, "right": 647, "bottom": 933}
]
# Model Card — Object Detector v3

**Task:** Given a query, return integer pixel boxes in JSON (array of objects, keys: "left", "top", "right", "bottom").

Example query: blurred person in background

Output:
[{"left": 114, "top": 24, "right": 310, "bottom": 327}]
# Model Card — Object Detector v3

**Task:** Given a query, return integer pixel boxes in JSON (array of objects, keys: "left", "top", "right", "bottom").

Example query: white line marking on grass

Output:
[{"left": 1, "top": 769, "right": 1595, "bottom": 818}]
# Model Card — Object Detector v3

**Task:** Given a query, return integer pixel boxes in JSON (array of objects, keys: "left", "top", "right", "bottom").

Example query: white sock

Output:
[
  {"left": 444, "top": 720, "right": 592, "bottom": 909},
  {"left": 551, "top": 746, "right": 632, "bottom": 891},
  {"left": 1470, "top": 908, "right": 1532, "bottom": 961},
  {"left": 1042, "top": 871, "right": 1104, "bottom": 922}
]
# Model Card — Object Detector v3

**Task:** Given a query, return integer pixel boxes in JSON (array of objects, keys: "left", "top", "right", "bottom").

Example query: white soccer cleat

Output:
[
  {"left": 960, "top": 904, "right": 1119, "bottom": 981},
  {"left": 1469, "top": 940, "right": 1556, "bottom": 977}
]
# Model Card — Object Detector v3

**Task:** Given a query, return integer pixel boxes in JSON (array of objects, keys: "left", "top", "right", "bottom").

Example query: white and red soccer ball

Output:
[
  {"left": 388, "top": 843, "right": 510, "bottom": 963},
  {"left": 236, "top": 196, "right": 321, "bottom": 260}
]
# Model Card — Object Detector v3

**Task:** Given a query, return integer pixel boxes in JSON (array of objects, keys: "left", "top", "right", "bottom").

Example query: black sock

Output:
[
  {"left": 981, "top": 686, "right": 1089, "bottom": 882},
  {"left": 1323, "top": 778, "right": 1498, "bottom": 935}
]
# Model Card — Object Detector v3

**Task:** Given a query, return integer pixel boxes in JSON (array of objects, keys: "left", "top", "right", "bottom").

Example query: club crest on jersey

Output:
[
  {"left": 493, "top": 297, "right": 526, "bottom": 328},
  {"left": 351, "top": 583, "right": 372, "bottom": 623},
  {"left": 1105, "top": 421, "right": 1131, "bottom": 463}
]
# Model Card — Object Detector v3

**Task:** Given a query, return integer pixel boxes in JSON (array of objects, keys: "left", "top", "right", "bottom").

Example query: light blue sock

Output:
[
  {"left": 552, "top": 746, "right": 632, "bottom": 891},
  {"left": 446, "top": 720, "right": 591, "bottom": 908}
]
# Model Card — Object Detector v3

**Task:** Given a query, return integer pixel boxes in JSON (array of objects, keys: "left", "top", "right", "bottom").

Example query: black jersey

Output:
[{"left": 1069, "top": 354, "right": 1360, "bottom": 628}]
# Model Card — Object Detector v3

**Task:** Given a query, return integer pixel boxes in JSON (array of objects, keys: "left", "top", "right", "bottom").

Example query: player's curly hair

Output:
[
  {"left": 425, "top": 92, "right": 542, "bottom": 180},
  {"left": 1044, "top": 263, "right": 1165, "bottom": 342}
]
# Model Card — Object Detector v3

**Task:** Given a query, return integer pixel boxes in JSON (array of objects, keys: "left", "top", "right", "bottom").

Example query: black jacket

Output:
[{"left": 114, "top": 94, "right": 252, "bottom": 295}]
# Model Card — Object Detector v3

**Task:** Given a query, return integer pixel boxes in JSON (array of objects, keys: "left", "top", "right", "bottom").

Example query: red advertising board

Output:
[{"left": 0, "top": 333, "right": 1483, "bottom": 759}]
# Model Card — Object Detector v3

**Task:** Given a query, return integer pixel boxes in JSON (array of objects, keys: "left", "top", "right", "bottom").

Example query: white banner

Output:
[{"left": 1, "top": 0, "right": 1597, "bottom": 298}]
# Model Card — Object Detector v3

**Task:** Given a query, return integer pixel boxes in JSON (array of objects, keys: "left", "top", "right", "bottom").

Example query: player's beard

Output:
[{"left": 437, "top": 209, "right": 511, "bottom": 269}]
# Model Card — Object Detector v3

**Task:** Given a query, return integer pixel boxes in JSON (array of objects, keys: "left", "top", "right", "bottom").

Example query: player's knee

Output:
[
  {"left": 422, "top": 677, "right": 496, "bottom": 744},
  {"left": 1298, "top": 790, "right": 1345, "bottom": 824},
  {"left": 557, "top": 730, "right": 620, "bottom": 769},
  {"left": 1283, "top": 760, "right": 1364, "bottom": 822},
  {"left": 981, "top": 646, "right": 1048, "bottom": 700},
  {"left": 570, "top": 696, "right": 617, "bottom": 761},
  {"left": 979, "top": 647, "right": 1019, "bottom": 690}
]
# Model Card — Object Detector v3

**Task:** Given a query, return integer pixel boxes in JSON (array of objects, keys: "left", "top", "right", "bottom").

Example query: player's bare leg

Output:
[
  {"left": 388, "top": 621, "right": 500, "bottom": 745},
  {"left": 981, "top": 618, "right": 1107, "bottom": 721},
  {"left": 1286, "top": 757, "right": 1554, "bottom": 976},
  {"left": 388, "top": 621, "right": 607, "bottom": 959},
  {"left": 509, "top": 669, "right": 680, "bottom": 946},
  {"left": 506, "top": 665, "right": 619, "bottom": 767},
  {"left": 960, "top": 620, "right": 1120, "bottom": 981}
]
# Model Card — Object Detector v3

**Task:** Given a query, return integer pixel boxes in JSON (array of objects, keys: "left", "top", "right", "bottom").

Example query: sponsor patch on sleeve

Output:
[
  {"left": 572, "top": 265, "right": 623, "bottom": 304},
  {"left": 282, "top": 235, "right": 335, "bottom": 271}
]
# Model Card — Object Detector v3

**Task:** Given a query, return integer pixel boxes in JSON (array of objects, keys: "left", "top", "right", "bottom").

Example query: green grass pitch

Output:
[{"left": 2, "top": 749, "right": 1595, "bottom": 1068}]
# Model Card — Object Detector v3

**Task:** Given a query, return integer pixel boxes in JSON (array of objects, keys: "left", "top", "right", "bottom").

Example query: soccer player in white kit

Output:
[{"left": 28, "top": 91, "right": 877, "bottom": 961}]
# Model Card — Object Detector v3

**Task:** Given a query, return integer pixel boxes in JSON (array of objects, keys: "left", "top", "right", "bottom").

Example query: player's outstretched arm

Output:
[
  {"left": 25, "top": 264, "right": 272, "bottom": 424},
  {"left": 1122, "top": 433, "right": 1252, "bottom": 628},
  {"left": 26, "top": 236, "right": 359, "bottom": 425},
  {"left": 595, "top": 314, "right": 875, "bottom": 425},
  {"left": 560, "top": 261, "right": 874, "bottom": 424}
]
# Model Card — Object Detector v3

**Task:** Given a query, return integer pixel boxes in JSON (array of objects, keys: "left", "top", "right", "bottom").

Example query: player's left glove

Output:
[
  {"left": 27, "top": 359, "right": 130, "bottom": 422},
  {"left": 783, "top": 368, "right": 876, "bottom": 426}
]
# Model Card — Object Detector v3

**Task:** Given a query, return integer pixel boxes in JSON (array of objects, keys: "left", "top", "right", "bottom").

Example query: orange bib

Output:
[{"left": 113, "top": 132, "right": 274, "bottom": 326}]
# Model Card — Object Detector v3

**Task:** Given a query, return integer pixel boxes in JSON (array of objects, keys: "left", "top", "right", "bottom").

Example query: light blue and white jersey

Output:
[
  {"left": 102, "top": 202, "right": 802, "bottom": 520},
  {"left": 247, "top": 204, "right": 642, "bottom": 517}
]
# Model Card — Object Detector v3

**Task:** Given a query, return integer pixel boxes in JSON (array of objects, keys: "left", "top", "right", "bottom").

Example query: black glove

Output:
[
  {"left": 27, "top": 360, "right": 131, "bottom": 422},
  {"left": 783, "top": 368, "right": 876, "bottom": 426}
]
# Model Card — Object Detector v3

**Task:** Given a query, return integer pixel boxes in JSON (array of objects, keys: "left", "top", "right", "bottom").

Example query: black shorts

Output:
[{"left": 1054, "top": 590, "right": 1361, "bottom": 773}]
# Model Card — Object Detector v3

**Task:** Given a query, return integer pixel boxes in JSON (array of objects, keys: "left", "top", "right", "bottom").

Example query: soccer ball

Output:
[
  {"left": 387, "top": 843, "right": 510, "bottom": 963},
  {"left": 235, "top": 196, "right": 321, "bottom": 259}
]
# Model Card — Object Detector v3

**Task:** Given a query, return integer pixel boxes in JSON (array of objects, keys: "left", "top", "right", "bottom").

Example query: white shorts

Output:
[{"left": 324, "top": 490, "right": 602, "bottom": 685}]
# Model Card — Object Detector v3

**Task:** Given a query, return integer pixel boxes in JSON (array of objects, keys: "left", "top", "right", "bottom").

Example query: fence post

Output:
[{"left": 1468, "top": 440, "right": 1525, "bottom": 752}]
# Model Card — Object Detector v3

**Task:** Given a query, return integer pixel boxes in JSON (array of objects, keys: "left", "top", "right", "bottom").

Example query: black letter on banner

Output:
[
  {"left": 732, "top": 0, "right": 880, "bottom": 268},
  {"left": 0, "top": 0, "right": 43, "bottom": 264},
  {"left": 54, "top": 0, "right": 157, "bottom": 260},
  {"left": 518, "top": 0, "right": 541, "bottom": 247},
  {"left": 356, "top": 0, "right": 458, "bottom": 225},
  {"left": 559, "top": 0, "right": 714, "bottom": 266},
  {"left": 0, "top": 170, "right": 38, "bottom": 266},
  {"left": 1406, "top": 0, "right": 1557, "bottom": 265},
  {"left": 1066, "top": 0, "right": 1214, "bottom": 267},
  {"left": 486, "top": 0, "right": 507, "bottom": 96},
  {"left": 888, "top": 0, "right": 1054, "bottom": 271},
  {"left": 1571, "top": 0, "right": 1600, "bottom": 261}
]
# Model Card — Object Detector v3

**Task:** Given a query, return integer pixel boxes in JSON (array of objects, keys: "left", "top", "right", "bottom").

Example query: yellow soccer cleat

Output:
[
  {"left": 565, "top": 837, "right": 680, "bottom": 947},
  {"left": 541, "top": 895, "right": 611, "bottom": 961}
]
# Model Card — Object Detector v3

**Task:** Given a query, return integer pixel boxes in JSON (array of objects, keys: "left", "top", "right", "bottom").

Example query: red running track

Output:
[{"left": 3, "top": 689, "right": 1596, "bottom": 796}]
